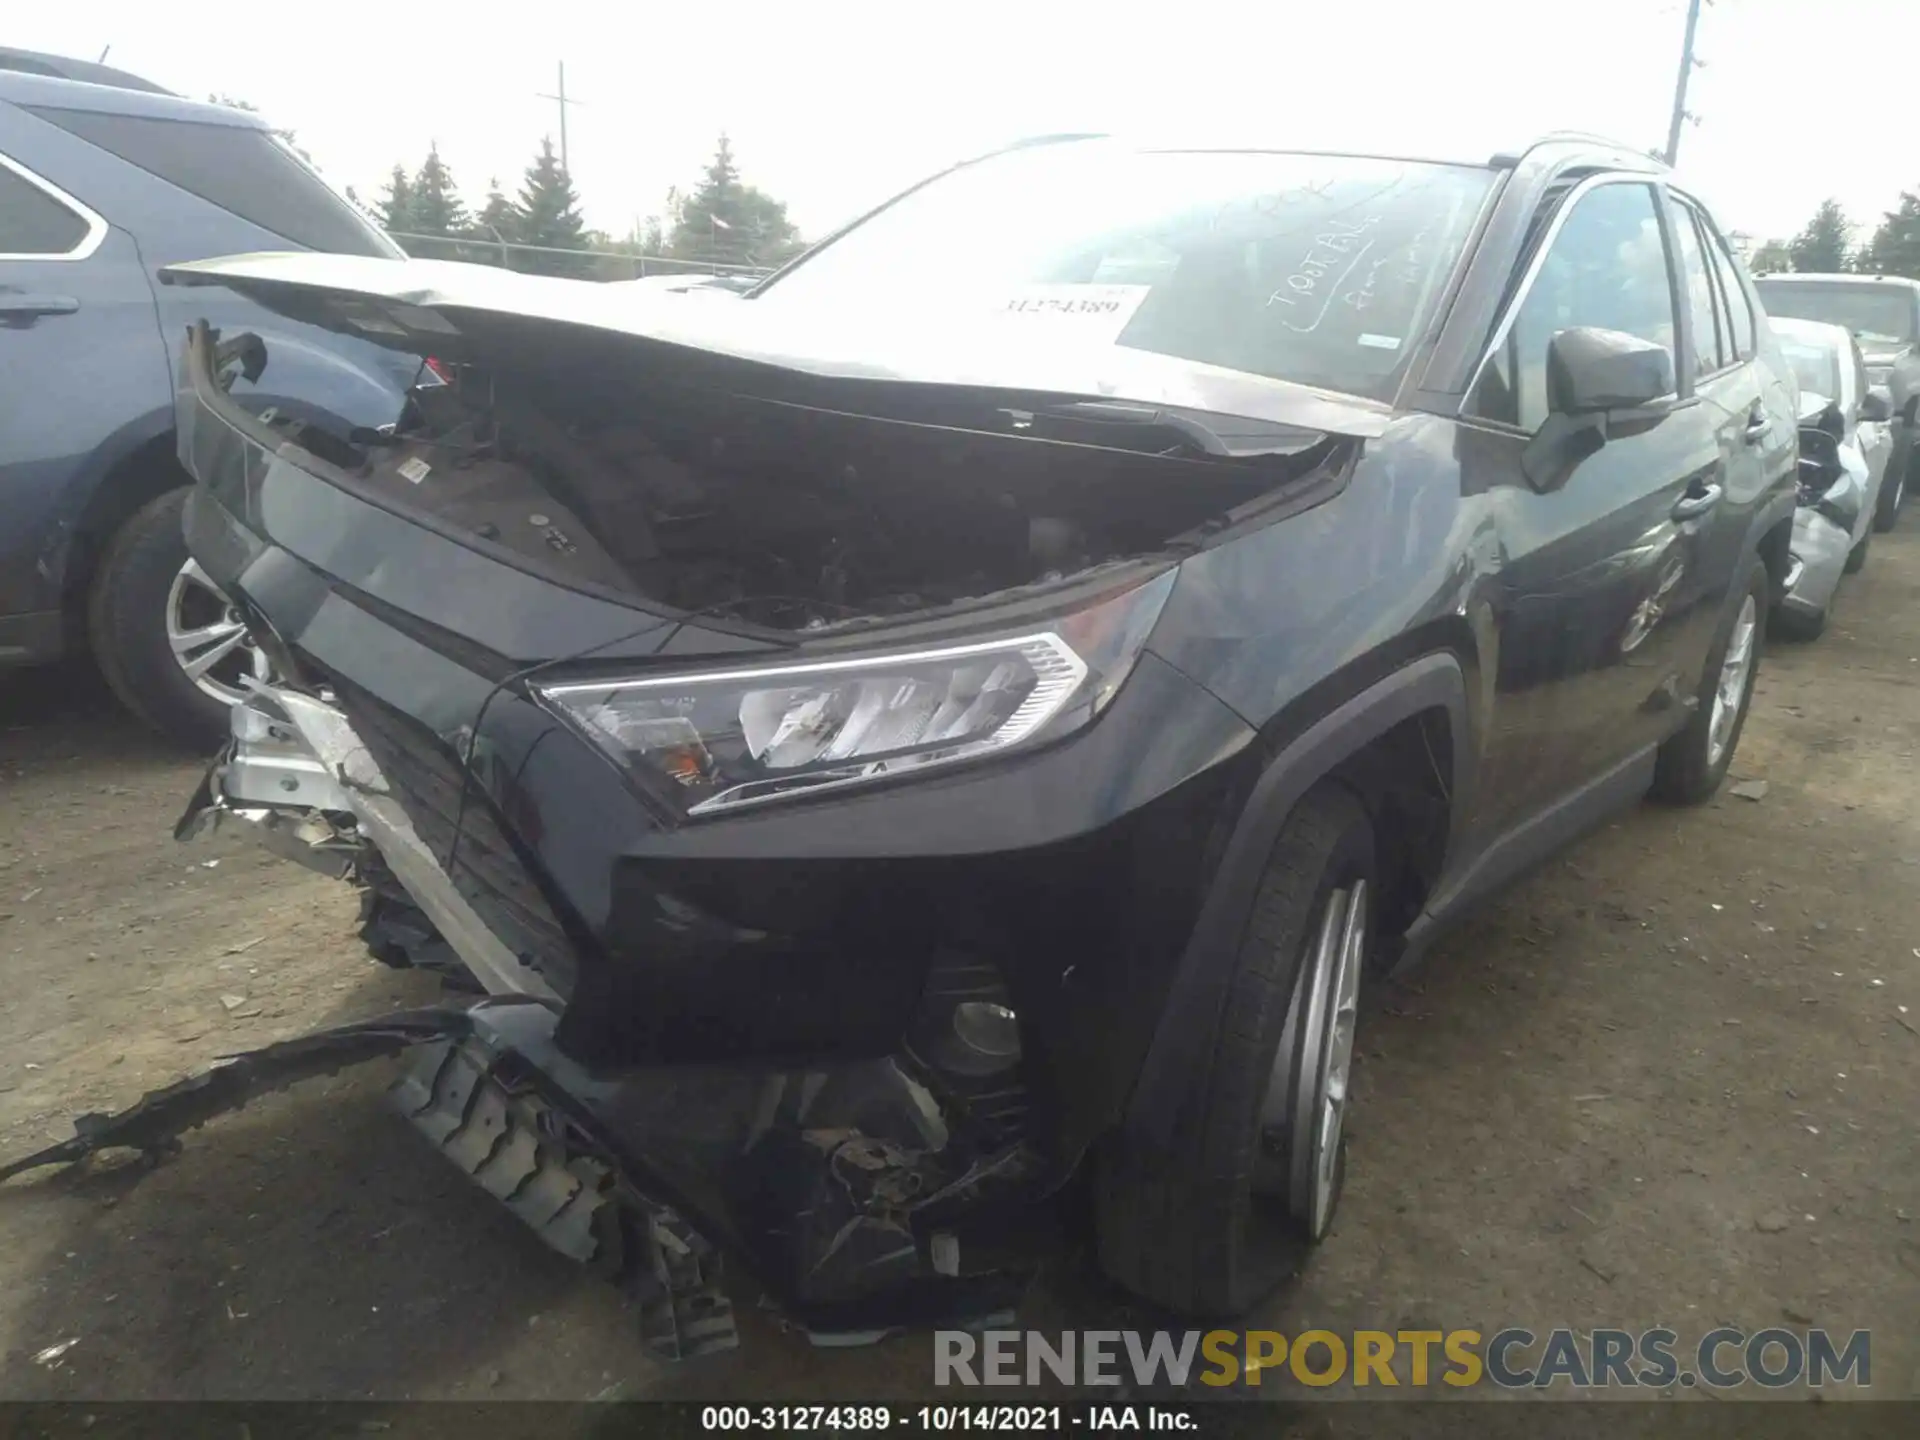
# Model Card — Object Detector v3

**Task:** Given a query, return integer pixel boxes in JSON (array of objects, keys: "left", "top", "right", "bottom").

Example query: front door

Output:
[{"left": 1454, "top": 177, "right": 1727, "bottom": 846}]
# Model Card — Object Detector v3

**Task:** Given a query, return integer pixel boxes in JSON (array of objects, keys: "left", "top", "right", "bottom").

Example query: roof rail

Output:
[
  {"left": 0, "top": 46, "right": 171, "bottom": 95},
  {"left": 1491, "top": 131, "right": 1665, "bottom": 168}
]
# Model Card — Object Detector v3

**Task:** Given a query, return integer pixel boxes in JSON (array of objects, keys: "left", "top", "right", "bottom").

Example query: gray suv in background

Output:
[
  {"left": 1755, "top": 272, "right": 1920, "bottom": 532},
  {"left": 0, "top": 51, "right": 416, "bottom": 745}
]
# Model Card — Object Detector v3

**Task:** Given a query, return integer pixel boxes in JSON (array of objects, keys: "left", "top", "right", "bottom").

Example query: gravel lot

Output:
[{"left": 2, "top": 531, "right": 1918, "bottom": 1408}]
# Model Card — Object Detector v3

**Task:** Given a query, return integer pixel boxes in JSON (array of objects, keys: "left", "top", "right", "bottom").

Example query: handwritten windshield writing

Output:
[{"left": 1266, "top": 216, "right": 1381, "bottom": 333}]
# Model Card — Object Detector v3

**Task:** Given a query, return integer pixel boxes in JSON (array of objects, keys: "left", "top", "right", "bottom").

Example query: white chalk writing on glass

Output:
[{"left": 1266, "top": 217, "right": 1380, "bottom": 333}]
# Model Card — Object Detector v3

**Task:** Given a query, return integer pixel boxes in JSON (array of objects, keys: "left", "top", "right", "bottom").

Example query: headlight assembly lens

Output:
[{"left": 539, "top": 570, "right": 1174, "bottom": 815}]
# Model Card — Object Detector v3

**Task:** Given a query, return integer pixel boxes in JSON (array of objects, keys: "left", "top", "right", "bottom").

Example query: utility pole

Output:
[
  {"left": 1664, "top": 0, "right": 1706, "bottom": 166},
  {"left": 537, "top": 62, "right": 583, "bottom": 174}
]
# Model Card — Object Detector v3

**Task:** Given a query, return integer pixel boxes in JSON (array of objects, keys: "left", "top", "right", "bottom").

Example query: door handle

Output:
[
  {"left": 1743, "top": 408, "right": 1770, "bottom": 445},
  {"left": 1673, "top": 483, "right": 1723, "bottom": 521},
  {"left": 0, "top": 294, "right": 79, "bottom": 323}
]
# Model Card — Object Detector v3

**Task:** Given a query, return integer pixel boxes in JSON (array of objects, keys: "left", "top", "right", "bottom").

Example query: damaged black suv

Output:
[{"left": 21, "top": 135, "right": 1798, "bottom": 1332}]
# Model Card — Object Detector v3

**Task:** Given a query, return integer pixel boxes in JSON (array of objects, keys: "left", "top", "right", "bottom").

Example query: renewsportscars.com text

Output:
[{"left": 934, "top": 1327, "right": 1871, "bottom": 1390}]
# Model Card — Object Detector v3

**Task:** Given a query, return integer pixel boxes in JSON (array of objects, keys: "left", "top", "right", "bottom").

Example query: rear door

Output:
[
  {"left": 0, "top": 140, "right": 170, "bottom": 657},
  {"left": 1661, "top": 191, "right": 1778, "bottom": 678},
  {"left": 1455, "top": 175, "right": 1726, "bottom": 844}
]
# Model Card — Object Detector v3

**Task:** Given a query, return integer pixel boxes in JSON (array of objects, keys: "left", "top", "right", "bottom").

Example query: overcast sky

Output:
[{"left": 14, "top": 0, "right": 1916, "bottom": 248}]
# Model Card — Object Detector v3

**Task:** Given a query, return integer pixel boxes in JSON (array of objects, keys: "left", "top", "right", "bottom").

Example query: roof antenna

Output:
[{"left": 98, "top": 45, "right": 112, "bottom": 62}]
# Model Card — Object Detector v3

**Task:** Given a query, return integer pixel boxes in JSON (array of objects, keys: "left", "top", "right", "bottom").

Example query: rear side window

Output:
[
  {"left": 0, "top": 158, "right": 90, "bottom": 255},
  {"left": 1665, "top": 196, "right": 1727, "bottom": 376},
  {"left": 1697, "top": 216, "right": 1756, "bottom": 360},
  {"left": 27, "top": 108, "right": 395, "bottom": 258}
]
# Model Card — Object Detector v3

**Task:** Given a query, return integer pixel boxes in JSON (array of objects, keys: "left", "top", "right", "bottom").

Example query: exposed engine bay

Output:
[{"left": 274, "top": 336, "right": 1343, "bottom": 631}]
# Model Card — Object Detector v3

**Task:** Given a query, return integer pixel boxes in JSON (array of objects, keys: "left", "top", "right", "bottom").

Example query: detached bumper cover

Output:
[{"left": 1782, "top": 506, "right": 1851, "bottom": 618}]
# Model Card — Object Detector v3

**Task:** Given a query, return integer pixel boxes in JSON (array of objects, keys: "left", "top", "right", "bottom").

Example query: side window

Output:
[
  {"left": 1666, "top": 196, "right": 1727, "bottom": 376},
  {"left": 1696, "top": 209, "right": 1756, "bottom": 360},
  {"left": 1471, "top": 181, "right": 1677, "bottom": 431},
  {"left": 0, "top": 159, "right": 91, "bottom": 256}
]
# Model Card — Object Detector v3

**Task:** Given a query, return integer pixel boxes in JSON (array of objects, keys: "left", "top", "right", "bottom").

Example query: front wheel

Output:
[
  {"left": 1651, "top": 558, "right": 1767, "bottom": 804},
  {"left": 87, "top": 488, "right": 271, "bottom": 749},
  {"left": 1095, "top": 781, "right": 1376, "bottom": 1316}
]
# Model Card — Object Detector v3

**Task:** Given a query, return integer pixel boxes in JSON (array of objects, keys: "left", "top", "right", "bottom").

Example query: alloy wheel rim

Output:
[
  {"left": 1255, "top": 878, "right": 1369, "bottom": 1239},
  {"left": 166, "top": 559, "right": 271, "bottom": 705},
  {"left": 1706, "top": 593, "right": 1757, "bottom": 769}
]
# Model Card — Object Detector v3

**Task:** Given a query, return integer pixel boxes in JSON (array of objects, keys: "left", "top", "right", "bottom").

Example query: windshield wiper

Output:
[{"left": 1011, "top": 399, "right": 1324, "bottom": 459}]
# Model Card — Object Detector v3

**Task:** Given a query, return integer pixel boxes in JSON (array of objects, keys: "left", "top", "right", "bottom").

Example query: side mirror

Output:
[
  {"left": 1522, "top": 327, "right": 1676, "bottom": 492},
  {"left": 1861, "top": 385, "right": 1894, "bottom": 424},
  {"left": 1546, "top": 326, "right": 1677, "bottom": 415}
]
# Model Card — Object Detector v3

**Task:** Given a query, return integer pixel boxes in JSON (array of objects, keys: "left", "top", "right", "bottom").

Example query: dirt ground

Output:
[{"left": 2, "top": 533, "right": 1918, "bottom": 1409}]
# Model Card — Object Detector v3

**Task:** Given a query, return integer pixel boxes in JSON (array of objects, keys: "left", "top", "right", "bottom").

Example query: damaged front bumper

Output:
[{"left": 151, "top": 685, "right": 1062, "bottom": 1337}]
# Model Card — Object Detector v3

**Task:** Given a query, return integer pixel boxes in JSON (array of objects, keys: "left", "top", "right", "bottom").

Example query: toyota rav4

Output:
[{"left": 8, "top": 134, "right": 1799, "bottom": 1336}]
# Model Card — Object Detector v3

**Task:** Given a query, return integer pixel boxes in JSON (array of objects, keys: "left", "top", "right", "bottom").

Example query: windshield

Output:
[
  {"left": 1776, "top": 334, "right": 1842, "bottom": 404},
  {"left": 755, "top": 144, "right": 1495, "bottom": 404},
  {"left": 1757, "top": 282, "right": 1916, "bottom": 349}
]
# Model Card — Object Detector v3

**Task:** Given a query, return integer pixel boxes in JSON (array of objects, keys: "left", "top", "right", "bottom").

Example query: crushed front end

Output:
[{"left": 74, "top": 254, "right": 1379, "bottom": 1338}]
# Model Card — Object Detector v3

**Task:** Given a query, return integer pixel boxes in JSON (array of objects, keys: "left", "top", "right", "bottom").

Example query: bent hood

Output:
[{"left": 158, "top": 252, "right": 1394, "bottom": 440}]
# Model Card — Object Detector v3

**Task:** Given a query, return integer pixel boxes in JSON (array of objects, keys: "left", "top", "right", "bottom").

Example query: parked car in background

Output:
[
  {"left": 1769, "top": 316, "right": 1894, "bottom": 638},
  {"left": 1755, "top": 272, "right": 1920, "bottom": 531},
  {"left": 100, "top": 133, "right": 1800, "bottom": 1325},
  {"left": 0, "top": 58, "right": 419, "bottom": 745}
]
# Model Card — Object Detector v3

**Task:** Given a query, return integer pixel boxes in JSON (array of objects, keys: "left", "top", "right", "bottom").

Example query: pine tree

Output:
[
  {"left": 515, "top": 138, "right": 587, "bottom": 252},
  {"left": 1788, "top": 200, "right": 1853, "bottom": 274},
  {"left": 409, "top": 144, "right": 468, "bottom": 238},
  {"left": 1859, "top": 191, "right": 1920, "bottom": 281},
  {"left": 376, "top": 164, "right": 416, "bottom": 235},
  {"left": 472, "top": 179, "right": 518, "bottom": 239},
  {"left": 668, "top": 134, "right": 801, "bottom": 264}
]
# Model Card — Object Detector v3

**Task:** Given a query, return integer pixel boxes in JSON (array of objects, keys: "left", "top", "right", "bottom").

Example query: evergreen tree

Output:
[
  {"left": 1859, "top": 190, "right": 1920, "bottom": 280},
  {"left": 409, "top": 144, "right": 468, "bottom": 238},
  {"left": 1788, "top": 200, "right": 1853, "bottom": 274},
  {"left": 376, "top": 164, "right": 416, "bottom": 235},
  {"left": 472, "top": 178, "right": 519, "bottom": 240},
  {"left": 515, "top": 138, "right": 587, "bottom": 254},
  {"left": 668, "top": 134, "right": 801, "bottom": 264}
]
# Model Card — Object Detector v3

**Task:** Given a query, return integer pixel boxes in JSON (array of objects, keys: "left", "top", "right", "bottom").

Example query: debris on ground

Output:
[
  {"left": 32, "top": 1338, "right": 79, "bottom": 1367},
  {"left": 1755, "top": 1212, "right": 1790, "bottom": 1234},
  {"left": 1728, "top": 779, "right": 1770, "bottom": 801}
]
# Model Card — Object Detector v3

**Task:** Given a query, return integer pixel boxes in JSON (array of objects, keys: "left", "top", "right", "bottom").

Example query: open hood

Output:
[{"left": 159, "top": 252, "right": 1394, "bottom": 441}]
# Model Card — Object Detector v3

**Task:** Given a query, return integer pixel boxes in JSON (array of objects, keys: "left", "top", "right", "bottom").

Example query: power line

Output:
[{"left": 1663, "top": 0, "right": 1707, "bottom": 166}]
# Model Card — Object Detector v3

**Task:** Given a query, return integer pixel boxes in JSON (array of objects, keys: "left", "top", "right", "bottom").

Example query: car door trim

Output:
[{"left": 0, "top": 150, "right": 107, "bottom": 261}]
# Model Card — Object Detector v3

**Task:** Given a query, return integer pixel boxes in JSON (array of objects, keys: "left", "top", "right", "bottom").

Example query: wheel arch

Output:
[
  {"left": 1122, "top": 647, "right": 1472, "bottom": 1157},
  {"left": 59, "top": 416, "right": 190, "bottom": 627}
]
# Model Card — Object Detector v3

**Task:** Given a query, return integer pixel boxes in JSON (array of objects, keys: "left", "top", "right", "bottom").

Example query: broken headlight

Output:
[{"left": 539, "top": 571, "right": 1176, "bottom": 815}]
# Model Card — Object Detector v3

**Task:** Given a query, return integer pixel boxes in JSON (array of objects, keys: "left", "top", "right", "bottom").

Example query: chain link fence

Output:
[{"left": 389, "top": 231, "right": 772, "bottom": 283}]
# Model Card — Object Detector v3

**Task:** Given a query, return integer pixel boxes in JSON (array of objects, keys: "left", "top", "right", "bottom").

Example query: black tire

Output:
[
  {"left": 1771, "top": 605, "right": 1826, "bottom": 642},
  {"left": 87, "top": 488, "right": 233, "bottom": 750},
  {"left": 1845, "top": 530, "right": 1870, "bottom": 575},
  {"left": 1652, "top": 558, "right": 1768, "bottom": 804},
  {"left": 1874, "top": 438, "right": 1908, "bottom": 533},
  {"left": 1095, "top": 781, "right": 1376, "bottom": 1317}
]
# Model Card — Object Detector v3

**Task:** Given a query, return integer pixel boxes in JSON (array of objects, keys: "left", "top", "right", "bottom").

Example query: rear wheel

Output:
[
  {"left": 1652, "top": 559, "right": 1767, "bottom": 803},
  {"left": 1845, "top": 530, "right": 1870, "bottom": 575},
  {"left": 1874, "top": 441, "right": 1908, "bottom": 532},
  {"left": 87, "top": 488, "right": 269, "bottom": 750},
  {"left": 1095, "top": 781, "right": 1376, "bottom": 1316}
]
